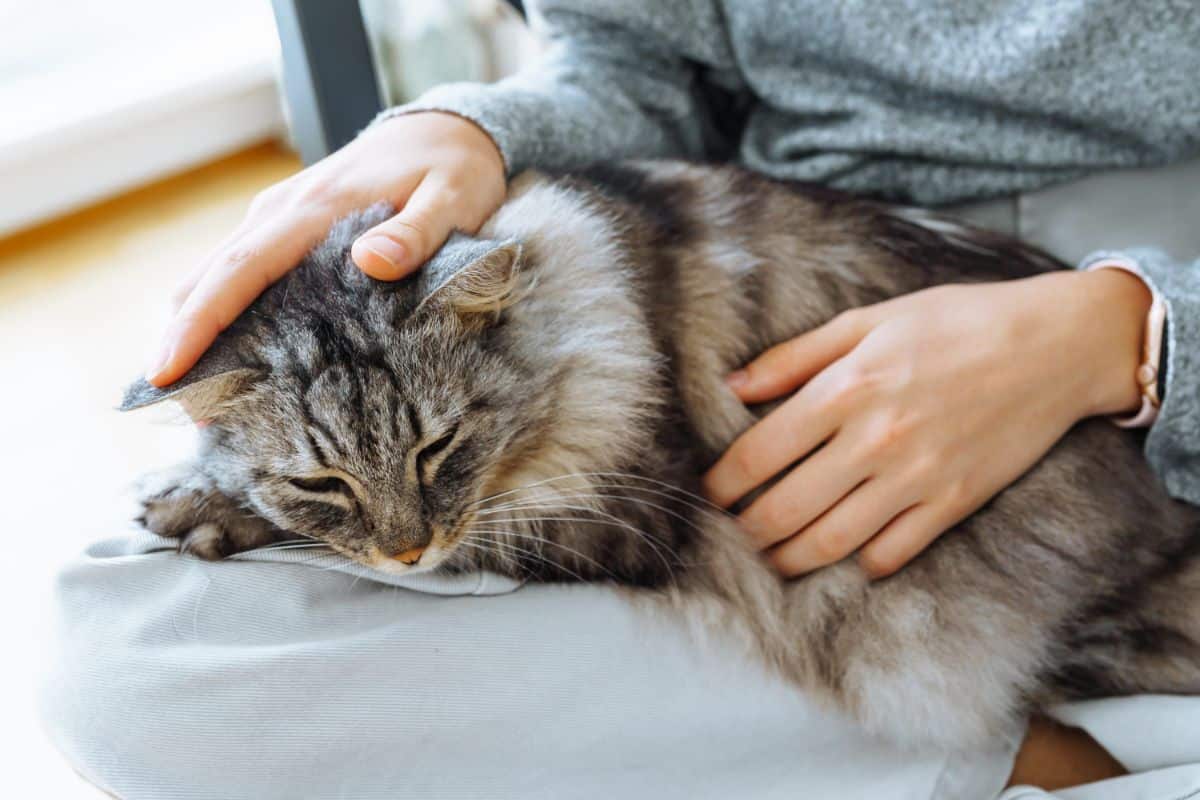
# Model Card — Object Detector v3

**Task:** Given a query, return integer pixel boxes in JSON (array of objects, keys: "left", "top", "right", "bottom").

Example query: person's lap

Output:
[
  {"left": 42, "top": 531, "right": 1020, "bottom": 800},
  {"left": 43, "top": 532, "right": 1200, "bottom": 800}
]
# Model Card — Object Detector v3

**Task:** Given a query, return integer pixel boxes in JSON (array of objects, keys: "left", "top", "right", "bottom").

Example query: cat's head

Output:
[{"left": 122, "top": 210, "right": 554, "bottom": 574}]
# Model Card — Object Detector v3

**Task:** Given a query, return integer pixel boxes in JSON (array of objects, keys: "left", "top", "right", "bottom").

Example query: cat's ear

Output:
[
  {"left": 414, "top": 233, "right": 523, "bottom": 327},
  {"left": 118, "top": 339, "right": 259, "bottom": 421}
]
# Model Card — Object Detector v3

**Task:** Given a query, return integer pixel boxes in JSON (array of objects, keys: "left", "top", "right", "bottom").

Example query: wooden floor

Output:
[{"left": 0, "top": 142, "right": 301, "bottom": 797}]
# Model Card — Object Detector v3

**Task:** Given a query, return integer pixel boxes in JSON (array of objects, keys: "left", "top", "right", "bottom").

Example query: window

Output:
[{"left": 0, "top": 1, "right": 282, "bottom": 236}]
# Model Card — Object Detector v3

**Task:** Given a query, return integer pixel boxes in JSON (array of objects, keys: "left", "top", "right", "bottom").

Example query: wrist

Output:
[
  {"left": 409, "top": 110, "right": 507, "bottom": 178},
  {"left": 1068, "top": 268, "right": 1152, "bottom": 418}
]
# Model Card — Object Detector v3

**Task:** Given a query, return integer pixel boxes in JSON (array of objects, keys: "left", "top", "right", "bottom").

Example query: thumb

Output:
[
  {"left": 727, "top": 309, "right": 871, "bottom": 403},
  {"left": 352, "top": 177, "right": 458, "bottom": 280}
]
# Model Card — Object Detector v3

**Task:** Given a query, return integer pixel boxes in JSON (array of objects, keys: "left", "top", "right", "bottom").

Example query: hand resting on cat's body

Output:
[{"left": 122, "top": 162, "right": 1200, "bottom": 750}]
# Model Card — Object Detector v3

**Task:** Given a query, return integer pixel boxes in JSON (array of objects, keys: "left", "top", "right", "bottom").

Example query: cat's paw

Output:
[{"left": 136, "top": 466, "right": 280, "bottom": 559}]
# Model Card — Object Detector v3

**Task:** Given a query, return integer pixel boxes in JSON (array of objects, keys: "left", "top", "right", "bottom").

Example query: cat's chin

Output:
[{"left": 361, "top": 542, "right": 454, "bottom": 577}]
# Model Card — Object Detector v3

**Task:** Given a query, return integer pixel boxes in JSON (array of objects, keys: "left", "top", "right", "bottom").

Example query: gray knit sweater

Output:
[{"left": 384, "top": 0, "right": 1200, "bottom": 505}]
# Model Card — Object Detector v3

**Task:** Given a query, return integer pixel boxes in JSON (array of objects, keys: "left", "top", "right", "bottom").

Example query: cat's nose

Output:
[{"left": 392, "top": 546, "right": 426, "bottom": 566}]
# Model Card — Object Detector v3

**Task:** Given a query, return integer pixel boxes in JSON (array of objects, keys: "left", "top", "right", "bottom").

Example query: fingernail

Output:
[
  {"left": 145, "top": 341, "right": 172, "bottom": 383},
  {"left": 359, "top": 236, "right": 407, "bottom": 268},
  {"left": 725, "top": 370, "right": 749, "bottom": 389}
]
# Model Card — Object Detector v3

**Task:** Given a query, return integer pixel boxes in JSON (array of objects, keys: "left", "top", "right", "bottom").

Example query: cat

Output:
[{"left": 122, "top": 162, "right": 1200, "bottom": 750}]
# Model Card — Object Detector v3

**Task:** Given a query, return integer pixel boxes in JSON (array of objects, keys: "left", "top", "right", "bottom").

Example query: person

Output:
[{"left": 125, "top": 0, "right": 1199, "bottom": 792}]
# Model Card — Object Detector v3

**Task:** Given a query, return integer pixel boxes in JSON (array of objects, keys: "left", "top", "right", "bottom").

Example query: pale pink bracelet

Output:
[{"left": 1085, "top": 257, "right": 1165, "bottom": 428}]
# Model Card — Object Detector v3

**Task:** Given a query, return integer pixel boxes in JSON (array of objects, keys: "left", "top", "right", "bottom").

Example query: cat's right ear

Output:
[
  {"left": 118, "top": 339, "right": 259, "bottom": 422},
  {"left": 413, "top": 233, "right": 522, "bottom": 328}
]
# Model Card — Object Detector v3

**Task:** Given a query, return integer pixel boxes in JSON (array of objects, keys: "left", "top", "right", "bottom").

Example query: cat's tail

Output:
[{"left": 1047, "top": 526, "right": 1200, "bottom": 701}]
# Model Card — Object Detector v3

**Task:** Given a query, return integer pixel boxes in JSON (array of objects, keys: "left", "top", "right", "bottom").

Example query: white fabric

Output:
[
  {"left": 40, "top": 532, "right": 1200, "bottom": 799},
  {"left": 42, "top": 532, "right": 1018, "bottom": 800}
]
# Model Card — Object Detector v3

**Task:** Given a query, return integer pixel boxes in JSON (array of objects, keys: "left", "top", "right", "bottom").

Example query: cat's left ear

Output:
[
  {"left": 414, "top": 233, "right": 523, "bottom": 327},
  {"left": 118, "top": 338, "right": 259, "bottom": 421}
]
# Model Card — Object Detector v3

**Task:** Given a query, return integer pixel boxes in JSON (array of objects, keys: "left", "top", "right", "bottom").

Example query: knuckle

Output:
[
  {"left": 812, "top": 375, "right": 847, "bottom": 413},
  {"left": 859, "top": 410, "right": 912, "bottom": 460},
  {"left": 435, "top": 174, "right": 470, "bottom": 204},
  {"left": 942, "top": 475, "right": 976, "bottom": 513},
  {"left": 385, "top": 214, "right": 434, "bottom": 253},
  {"left": 438, "top": 185, "right": 479, "bottom": 227},
  {"left": 293, "top": 174, "right": 340, "bottom": 207},
  {"left": 859, "top": 548, "right": 900, "bottom": 579},
  {"left": 858, "top": 415, "right": 906, "bottom": 461},
  {"left": 906, "top": 447, "right": 942, "bottom": 483},
  {"left": 729, "top": 442, "right": 761, "bottom": 481},
  {"left": 823, "top": 364, "right": 872, "bottom": 409},
  {"left": 248, "top": 177, "right": 337, "bottom": 222},
  {"left": 810, "top": 528, "right": 850, "bottom": 564},
  {"left": 248, "top": 186, "right": 281, "bottom": 215},
  {"left": 219, "top": 242, "right": 263, "bottom": 274},
  {"left": 769, "top": 547, "right": 804, "bottom": 577},
  {"left": 751, "top": 498, "right": 790, "bottom": 537}
]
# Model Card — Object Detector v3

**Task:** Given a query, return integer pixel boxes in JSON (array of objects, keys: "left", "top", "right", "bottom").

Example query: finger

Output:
[
  {"left": 165, "top": 170, "right": 320, "bottom": 314},
  {"left": 766, "top": 477, "right": 916, "bottom": 576},
  {"left": 167, "top": 218, "right": 263, "bottom": 313},
  {"left": 736, "top": 435, "right": 866, "bottom": 550},
  {"left": 703, "top": 373, "right": 844, "bottom": 508},
  {"left": 352, "top": 175, "right": 468, "bottom": 280},
  {"left": 857, "top": 501, "right": 966, "bottom": 579},
  {"left": 726, "top": 310, "right": 869, "bottom": 404},
  {"left": 146, "top": 215, "right": 324, "bottom": 386}
]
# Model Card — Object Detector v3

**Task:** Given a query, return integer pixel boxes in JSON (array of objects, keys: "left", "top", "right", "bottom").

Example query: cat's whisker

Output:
[
  {"left": 488, "top": 540, "right": 591, "bottom": 584},
  {"left": 255, "top": 542, "right": 333, "bottom": 551},
  {"left": 475, "top": 496, "right": 699, "bottom": 560},
  {"left": 467, "top": 472, "right": 603, "bottom": 509},
  {"left": 580, "top": 472, "right": 734, "bottom": 515},
  {"left": 465, "top": 512, "right": 683, "bottom": 576},
  {"left": 452, "top": 538, "right": 533, "bottom": 580},
  {"left": 478, "top": 491, "right": 722, "bottom": 539},
  {"left": 460, "top": 529, "right": 623, "bottom": 581},
  {"left": 470, "top": 475, "right": 734, "bottom": 555},
  {"left": 468, "top": 478, "right": 735, "bottom": 577},
  {"left": 470, "top": 471, "right": 731, "bottom": 519},
  {"left": 476, "top": 510, "right": 677, "bottom": 553},
  {"left": 456, "top": 536, "right": 589, "bottom": 582}
]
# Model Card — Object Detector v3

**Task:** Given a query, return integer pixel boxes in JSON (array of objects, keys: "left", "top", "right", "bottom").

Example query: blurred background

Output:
[{"left": 0, "top": 1, "right": 538, "bottom": 794}]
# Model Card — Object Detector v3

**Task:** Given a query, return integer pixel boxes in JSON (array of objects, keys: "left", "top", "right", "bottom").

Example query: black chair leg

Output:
[{"left": 269, "top": 0, "right": 384, "bottom": 164}]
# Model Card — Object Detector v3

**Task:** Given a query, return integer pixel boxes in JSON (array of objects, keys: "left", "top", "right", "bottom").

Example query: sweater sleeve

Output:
[
  {"left": 371, "top": 2, "right": 723, "bottom": 175},
  {"left": 1080, "top": 248, "right": 1200, "bottom": 506}
]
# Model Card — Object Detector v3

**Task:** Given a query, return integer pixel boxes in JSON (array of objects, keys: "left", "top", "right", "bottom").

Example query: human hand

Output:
[
  {"left": 146, "top": 111, "right": 506, "bottom": 386},
  {"left": 703, "top": 269, "right": 1151, "bottom": 578}
]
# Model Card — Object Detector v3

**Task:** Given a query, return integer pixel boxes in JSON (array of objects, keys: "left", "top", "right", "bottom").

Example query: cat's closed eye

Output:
[
  {"left": 288, "top": 475, "right": 355, "bottom": 498},
  {"left": 417, "top": 426, "right": 459, "bottom": 471}
]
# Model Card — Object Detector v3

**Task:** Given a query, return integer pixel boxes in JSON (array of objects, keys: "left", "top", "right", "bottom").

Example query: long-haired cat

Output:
[{"left": 122, "top": 162, "right": 1200, "bottom": 749}]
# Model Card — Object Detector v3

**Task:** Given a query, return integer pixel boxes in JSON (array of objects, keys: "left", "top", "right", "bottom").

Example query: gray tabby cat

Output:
[{"left": 122, "top": 162, "right": 1200, "bottom": 750}]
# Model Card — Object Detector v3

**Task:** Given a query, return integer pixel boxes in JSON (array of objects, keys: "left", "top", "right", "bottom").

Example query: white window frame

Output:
[{"left": 0, "top": 32, "right": 285, "bottom": 237}]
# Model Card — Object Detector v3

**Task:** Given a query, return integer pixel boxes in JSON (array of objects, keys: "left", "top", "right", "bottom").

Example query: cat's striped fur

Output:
[{"left": 124, "top": 162, "right": 1200, "bottom": 749}]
